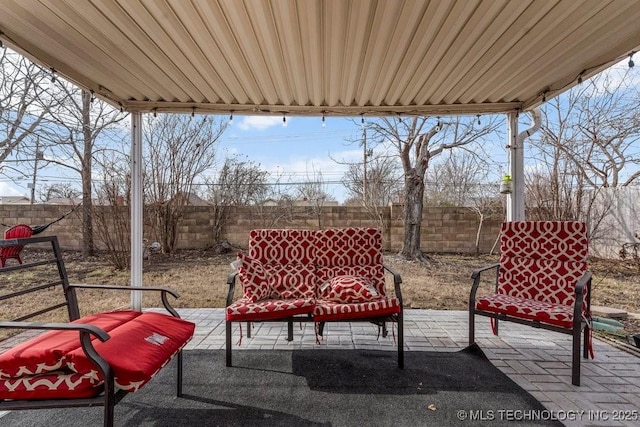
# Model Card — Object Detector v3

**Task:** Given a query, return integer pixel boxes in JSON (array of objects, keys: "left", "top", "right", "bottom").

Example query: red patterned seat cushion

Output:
[
  {"left": 248, "top": 229, "right": 317, "bottom": 299},
  {"left": 226, "top": 298, "right": 315, "bottom": 322},
  {"left": 498, "top": 221, "right": 588, "bottom": 305},
  {"left": 236, "top": 253, "right": 271, "bottom": 302},
  {"left": 475, "top": 293, "right": 576, "bottom": 329},
  {"left": 0, "top": 310, "right": 194, "bottom": 400},
  {"left": 314, "top": 228, "right": 387, "bottom": 296},
  {"left": 314, "top": 297, "right": 401, "bottom": 322},
  {"left": 320, "top": 275, "right": 380, "bottom": 303}
]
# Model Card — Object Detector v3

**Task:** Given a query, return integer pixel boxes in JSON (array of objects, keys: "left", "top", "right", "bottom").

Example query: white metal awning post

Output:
[
  {"left": 130, "top": 112, "right": 143, "bottom": 310},
  {"left": 506, "top": 111, "right": 524, "bottom": 221}
]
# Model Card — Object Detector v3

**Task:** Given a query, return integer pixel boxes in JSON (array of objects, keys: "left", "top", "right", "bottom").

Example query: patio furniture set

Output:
[{"left": 0, "top": 222, "right": 593, "bottom": 426}]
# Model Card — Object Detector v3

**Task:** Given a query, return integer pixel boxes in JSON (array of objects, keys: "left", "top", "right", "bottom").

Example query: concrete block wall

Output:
[{"left": 0, "top": 204, "right": 503, "bottom": 254}]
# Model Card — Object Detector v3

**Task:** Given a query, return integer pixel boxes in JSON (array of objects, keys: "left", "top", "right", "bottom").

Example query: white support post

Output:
[
  {"left": 130, "top": 112, "right": 143, "bottom": 310},
  {"left": 506, "top": 111, "right": 524, "bottom": 221}
]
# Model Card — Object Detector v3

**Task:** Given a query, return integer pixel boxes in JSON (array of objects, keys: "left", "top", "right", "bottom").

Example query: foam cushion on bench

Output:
[
  {"left": 0, "top": 310, "right": 195, "bottom": 400},
  {"left": 0, "top": 311, "right": 141, "bottom": 378},
  {"left": 313, "top": 297, "right": 401, "bottom": 322},
  {"left": 0, "top": 370, "right": 101, "bottom": 400},
  {"left": 475, "top": 293, "right": 576, "bottom": 328},
  {"left": 226, "top": 298, "right": 315, "bottom": 322}
]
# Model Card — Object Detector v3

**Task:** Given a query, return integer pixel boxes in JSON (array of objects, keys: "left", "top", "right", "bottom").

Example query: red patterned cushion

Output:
[
  {"left": 68, "top": 312, "right": 194, "bottom": 392},
  {"left": 313, "top": 297, "right": 401, "bottom": 322},
  {"left": 1, "top": 371, "right": 102, "bottom": 400},
  {"left": 248, "top": 229, "right": 316, "bottom": 265},
  {"left": 226, "top": 298, "right": 316, "bottom": 322},
  {"left": 476, "top": 293, "right": 576, "bottom": 328},
  {"left": 317, "top": 264, "right": 386, "bottom": 296},
  {"left": 320, "top": 275, "right": 379, "bottom": 303},
  {"left": 236, "top": 253, "right": 271, "bottom": 302},
  {"left": 497, "top": 221, "right": 589, "bottom": 308},
  {"left": 0, "top": 311, "right": 140, "bottom": 379},
  {"left": 264, "top": 263, "right": 316, "bottom": 299},
  {"left": 0, "top": 310, "right": 195, "bottom": 399}
]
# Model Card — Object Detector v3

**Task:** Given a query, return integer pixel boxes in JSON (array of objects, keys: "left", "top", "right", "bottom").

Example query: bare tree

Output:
[
  {"left": 93, "top": 153, "right": 131, "bottom": 269},
  {"left": 528, "top": 69, "right": 640, "bottom": 242},
  {"left": 0, "top": 47, "right": 57, "bottom": 174},
  {"left": 367, "top": 116, "right": 499, "bottom": 262},
  {"left": 39, "top": 82, "right": 127, "bottom": 257},
  {"left": 425, "top": 149, "right": 503, "bottom": 254},
  {"left": 145, "top": 114, "right": 226, "bottom": 253},
  {"left": 344, "top": 155, "right": 403, "bottom": 206},
  {"left": 296, "top": 168, "right": 335, "bottom": 229},
  {"left": 38, "top": 182, "right": 82, "bottom": 202},
  {"left": 205, "top": 155, "right": 269, "bottom": 243}
]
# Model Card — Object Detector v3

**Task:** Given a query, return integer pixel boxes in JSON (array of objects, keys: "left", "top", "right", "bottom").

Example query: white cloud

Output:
[{"left": 237, "top": 116, "right": 284, "bottom": 131}]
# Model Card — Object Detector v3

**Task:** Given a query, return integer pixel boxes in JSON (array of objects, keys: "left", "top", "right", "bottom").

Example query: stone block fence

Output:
[{"left": 0, "top": 204, "right": 504, "bottom": 254}]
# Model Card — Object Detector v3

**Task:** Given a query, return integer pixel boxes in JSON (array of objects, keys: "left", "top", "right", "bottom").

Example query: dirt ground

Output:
[{"left": 3, "top": 249, "right": 640, "bottom": 343}]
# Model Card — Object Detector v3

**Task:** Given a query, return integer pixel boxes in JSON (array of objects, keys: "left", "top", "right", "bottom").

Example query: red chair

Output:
[{"left": 0, "top": 224, "right": 33, "bottom": 267}]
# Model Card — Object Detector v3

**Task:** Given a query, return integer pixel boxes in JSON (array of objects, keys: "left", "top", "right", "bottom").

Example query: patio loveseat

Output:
[{"left": 226, "top": 227, "right": 403, "bottom": 368}]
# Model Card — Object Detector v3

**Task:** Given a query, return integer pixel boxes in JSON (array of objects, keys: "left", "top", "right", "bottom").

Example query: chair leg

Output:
[
  {"left": 469, "top": 310, "right": 475, "bottom": 345},
  {"left": 246, "top": 321, "right": 252, "bottom": 338},
  {"left": 397, "top": 311, "right": 404, "bottom": 369},
  {"left": 287, "top": 320, "right": 293, "bottom": 341},
  {"left": 572, "top": 324, "right": 581, "bottom": 386},
  {"left": 176, "top": 350, "right": 183, "bottom": 397},
  {"left": 226, "top": 321, "right": 232, "bottom": 367}
]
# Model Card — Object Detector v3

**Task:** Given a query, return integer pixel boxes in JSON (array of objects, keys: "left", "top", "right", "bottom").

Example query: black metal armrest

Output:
[
  {"left": 69, "top": 284, "right": 181, "bottom": 318},
  {"left": 469, "top": 263, "right": 500, "bottom": 308},
  {"left": 384, "top": 264, "right": 403, "bottom": 305},
  {"left": 0, "top": 321, "right": 110, "bottom": 341},
  {"left": 572, "top": 271, "right": 593, "bottom": 321}
]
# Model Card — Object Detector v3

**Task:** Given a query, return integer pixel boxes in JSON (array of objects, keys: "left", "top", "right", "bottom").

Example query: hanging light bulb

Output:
[
  {"left": 90, "top": 90, "right": 95, "bottom": 103},
  {"left": 435, "top": 116, "right": 442, "bottom": 132},
  {"left": 282, "top": 113, "right": 287, "bottom": 127},
  {"left": 361, "top": 114, "right": 365, "bottom": 129},
  {"left": 629, "top": 52, "right": 635, "bottom": 68},
  {"left": 191, "top": 107, "right": 195, "bottom": 118},
  {"left": 153, "top": 108, "right": 158, "bottom": 118},
  {"left": 228, "top": 111, "right": 234, "bottom": 125},
  {"left": 50, "top": 67, "right": 56, "bottom": 83},
  {"left": 477, "top": 114, "right": 481, "bottom": 125},
  {"left": 322, "top": 112, "right": 326, "bottom": 128}
]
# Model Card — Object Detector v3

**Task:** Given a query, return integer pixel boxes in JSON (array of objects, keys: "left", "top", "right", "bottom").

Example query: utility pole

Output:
[
  {"left": 29, "top": 136, "right": 43, "bottom": 204},
  {"left": 362, "top": 126, "right": 367, "bottom": 204}
]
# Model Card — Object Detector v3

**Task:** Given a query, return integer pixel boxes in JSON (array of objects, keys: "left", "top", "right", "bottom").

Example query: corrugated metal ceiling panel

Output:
[{"left": 0, "top": 0, "right": 638, "bottom": 116}]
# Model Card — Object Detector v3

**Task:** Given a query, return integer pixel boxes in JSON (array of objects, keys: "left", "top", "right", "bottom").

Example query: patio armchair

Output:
[{"left": 469, "top": 221, "right": 593, "bottom": 386}]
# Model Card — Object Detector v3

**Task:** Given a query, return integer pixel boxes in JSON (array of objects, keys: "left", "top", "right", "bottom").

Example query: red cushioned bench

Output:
[
  {"left": 0, "top": 235, "right": 195, "bottom": 427},
  {"left": 226, "top": 227, "right": 403, "bottom": 368}
]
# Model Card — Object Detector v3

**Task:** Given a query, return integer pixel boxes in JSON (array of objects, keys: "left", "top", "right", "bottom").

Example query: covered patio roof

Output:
[{"left": 1, "top": 0, "right": 639, "bottom": 117}]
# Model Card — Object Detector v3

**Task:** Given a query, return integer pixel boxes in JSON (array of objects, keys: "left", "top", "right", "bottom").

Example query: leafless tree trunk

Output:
[
  {"left": 44, "top": 84, "right": 127, "bottom": 257},
  {"left": 367, "top": 116, "right": 499, "bottom": 262}
]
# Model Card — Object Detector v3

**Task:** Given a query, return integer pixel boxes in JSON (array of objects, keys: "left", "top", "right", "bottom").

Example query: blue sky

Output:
[
  {"left": 0, "top": 113, "right": 510, "bottom": 203},
  {"left": 220, "top": 115, "right": 369, "bottom": 201}
]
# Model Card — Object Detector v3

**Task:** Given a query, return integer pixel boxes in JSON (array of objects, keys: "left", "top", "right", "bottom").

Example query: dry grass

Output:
[{"left": 2, "top": 249, "right": 640, "bottom": 341}]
